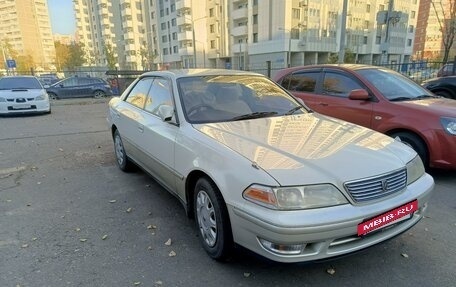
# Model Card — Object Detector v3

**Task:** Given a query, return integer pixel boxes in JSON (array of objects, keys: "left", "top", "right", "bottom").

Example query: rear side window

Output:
[
  {"left": 322, "top": 72, "right": 363, "bottom": 97},
  {"left": 282, "top": 72, "right": 319, "bottom": 93},
  {"left": 125, "top": 77, "right": 153, "bottom": 108}
]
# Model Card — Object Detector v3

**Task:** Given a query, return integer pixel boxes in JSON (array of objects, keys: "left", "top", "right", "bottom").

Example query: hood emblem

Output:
[{"left": 382, "top": 179, "right": 389, "bottom": 192}]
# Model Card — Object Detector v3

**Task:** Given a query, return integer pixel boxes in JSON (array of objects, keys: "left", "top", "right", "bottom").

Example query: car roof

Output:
[
  {"left": 272, "top": 64, "right": 381, "bottom": 81},
  {"left": 139, "top": 69, "right": 264, "bottom": 80}
]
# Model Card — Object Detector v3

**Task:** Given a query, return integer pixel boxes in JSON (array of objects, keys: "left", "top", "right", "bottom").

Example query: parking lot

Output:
[{"left": 1, "top": 98, "right": 455, "bottom": 287}]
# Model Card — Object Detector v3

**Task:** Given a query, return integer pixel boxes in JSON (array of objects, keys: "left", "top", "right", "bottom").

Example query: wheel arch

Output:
[
  {"left": 185, "top": 170, "right": 223, "bottom": 219},
  {"left": 385, "top": 128, "right": 430, "bottom": 164},
  {"left": 430, "top": 87, "right": 455, "bottom": 99},
  {"left": 110, "top": 124, "right": 118, "bottom": 139}
]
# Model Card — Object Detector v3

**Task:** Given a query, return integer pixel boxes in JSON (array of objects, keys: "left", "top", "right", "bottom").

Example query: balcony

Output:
[
  {"left": 179, "top": 46, "right": 194, "bottom": 56},
  {"left": 232, "top": 7, "right": 247, "bottom": 20},
  {"left": 126, "top": 55, "right": 137, "bottom": 62},
  {"left": 124, "top": 44, "right": 136, "bottom": 51},
  {"left": 178, "top": 30, "right": 193, "bottom": 41},
  {"left": 231, "top": 25, "right": 248, "bottom": 37},
  {"left": 176, "top": 0, "right": 191, "bottom": 11},
  {"left": 176, "top": 16, "right": 192, "bottom": 26}
]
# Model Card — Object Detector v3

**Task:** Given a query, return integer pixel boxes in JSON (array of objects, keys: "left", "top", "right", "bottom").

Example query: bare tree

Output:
[{"left": 431, "top": 0, "right": 456, "bottom": 63}]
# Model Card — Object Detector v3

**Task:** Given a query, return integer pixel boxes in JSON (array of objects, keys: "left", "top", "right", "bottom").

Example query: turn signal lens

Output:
[{"left": 243, "top": 185, "right": 277, "bottom": 209}]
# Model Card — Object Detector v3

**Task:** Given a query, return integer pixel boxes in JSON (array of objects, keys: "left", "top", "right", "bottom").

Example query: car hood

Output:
[
  {"left": 194, "top": 114, "right": 415, "bottom": 186},
  {"left": 0, "top": 89, "right": 44, "bottom": 98},
  {"left": 397, "top": 98, "right": 456, "bottom": 116}
]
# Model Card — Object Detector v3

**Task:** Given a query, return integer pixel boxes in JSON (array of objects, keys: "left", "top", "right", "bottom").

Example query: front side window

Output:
[
  {"left": 322, "top": 72, "right": 363, "bottom": 97},
  {"left": 144, "top": 78, "right": 173, "bottom": 116},
  {"left": 125, "top": 77, "right": 153, "bottom": 108}
]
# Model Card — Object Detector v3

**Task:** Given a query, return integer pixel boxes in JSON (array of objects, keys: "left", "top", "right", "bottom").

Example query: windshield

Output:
[
  {"left": 0, "top": 77, "right": 42, "bottom": 90},
  {"left": 356, "top": 68, "right": 434, "bottom": 101},
  {"left": 177, "top": 75, "right": 307, "bottom": 124}
]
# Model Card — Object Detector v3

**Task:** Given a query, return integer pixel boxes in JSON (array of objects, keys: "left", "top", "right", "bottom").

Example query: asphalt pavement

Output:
[{"left": 0, "top": 99, "right": 455, "bottom": 287}]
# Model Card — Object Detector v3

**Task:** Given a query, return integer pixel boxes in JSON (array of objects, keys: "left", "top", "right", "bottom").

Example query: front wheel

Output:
[
  {"left": 392, "top": 132, "right": 428, "bottom": 167},
  {"left": 194, "top": 177, "right": 232, "bottom": 261},
  {"left": 48, "top": 92, "right": 58, "bottom": 100},
  {"left": 434, "top": 90, "right": 454, "bottom": 99}
]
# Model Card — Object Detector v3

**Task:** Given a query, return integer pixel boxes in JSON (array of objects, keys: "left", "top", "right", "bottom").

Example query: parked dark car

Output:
[
  {"left": 37, "top": 74, "right": 60, "bottom": 86},
  {"left": 46, "top": 76, "right": 112, "bottom": 99},
  {"left": 436, "top": 62, "right": 455, "bottom": 77},
  {"left": 422, "top": 76, "right": 456, "bottom": 99},
  {"left": 273, "top": 64, "right": 456, "bottom": 170}
]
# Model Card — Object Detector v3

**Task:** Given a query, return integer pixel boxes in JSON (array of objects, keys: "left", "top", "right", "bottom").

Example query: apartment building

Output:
[
  {"left": 74, "top": 0, "right": 418, "bottom": 73},
  {"left": 0, "top": 0, "right": 55, "bottom": 70},
  {"left": 413, "top": 0, "right": 454, "bottom": 60}
]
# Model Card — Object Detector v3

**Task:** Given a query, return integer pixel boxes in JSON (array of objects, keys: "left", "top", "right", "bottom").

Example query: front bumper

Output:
[
  {"left": 0, "top": 101, "right": 51, "bottom": 115},
  {"left": 228, "top": 173, "right": 434, "bottom": 263},
  {"left": 425, "top": 129, "right": 456, "bottom": 170}
]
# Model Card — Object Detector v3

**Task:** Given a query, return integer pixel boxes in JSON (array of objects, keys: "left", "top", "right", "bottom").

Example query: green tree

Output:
[
  {"left": 327, "top": 49, "right": 356, "bottom": 64},
  {"left": 431, "top": 0, "right": 456, "bottom": 63},
  {"left": 139, "top": 47, "right": 156, "bottom": 70},
  {"left": 16, "top": 54, "right": 35, "bottom": 72},
  {"left": 54, "top": 41, "right": 70, "bottom": 70},
  {"left": 66, "top": 42, "right": 86, "bottom": 69},
  {"left": 103, "top": 42, "right": 116, "bottom": 69}
]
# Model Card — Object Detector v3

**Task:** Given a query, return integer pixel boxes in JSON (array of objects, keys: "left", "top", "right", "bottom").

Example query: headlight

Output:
[
  {"left": 0, "top": 97, "right": 5, "bottom": 102},
  {"left": 440, "top": 117, "right": 456, "bottom": 135},
  {"left": 35, "top": 92, "right": 49, "bottom": 101},
  {"left": 243, "top": 184, "right": 348, "bottom": 210},
  {"left": 406, "top": 155, "right": 425, "bottom": 185}
]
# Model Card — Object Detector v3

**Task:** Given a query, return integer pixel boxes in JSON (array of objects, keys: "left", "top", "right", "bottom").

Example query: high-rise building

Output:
[
  {"left": 0, "top": 0, "right": 56, "bottom": 70},
  {"left": 74, "top": 0, "right": 418, "bottom": 74},
  {"left": 413, "top": 0, "right": 455, "bottom": 60}
]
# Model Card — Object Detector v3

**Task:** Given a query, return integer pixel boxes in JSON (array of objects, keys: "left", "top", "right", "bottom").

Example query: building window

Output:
[
  {"left": 253, "top": 33, "right": 258, "bottom": 43},
  {"left": 411, "top": 11, "right": 416, "bottom": 19},
  {"left": 171, "top": 4, "right": 176, "bottom": 12},
  {"left": 210, "top": 24, "right": 215, "bottom": 33},
  {"left": 173, "top": 46, "right": 178, "bottom": 53},
  {"left": 253, "top": 14, "right": 258, "bottom": 24},
  {"left": 375, "top": 36, "right": 381, "bottom": 44},
  {"left": 209, "top": 8, "right": 214, "bottom": 17},
  {"left": 161, "top": 23, "right": 166, "bottom": 30},
  {"left": 160, "top": 9, "right": 164, "bottom": 17},
  {"left": 163, "top": 48, "right": 168, "bottom": 55},
  {"left": 210, "top": 40, "right": 216, "bottom": 49},
  {"left": 253, "top": 0, "right": 258, "bottom": 5},
  {"left": 171, "top": 18, "right": 176, "bottom": 26},
  {"left": 292, "top": 8, "right": 300, "bottom": 19},
  {"left": 364, "top": 20, "right": 369, "bottom": 29},
  {"left": 366, "top": 4, "right": 370, "bottom": 12},
  {"left": 162, "top": 35, "right": 167, "bottom": 42},
  {"left": 172, "top": 32, "right": 177, "bottom": 40},
  {"left": 291, "top": 28, "right": 299, "bottom": 39},
  {"left": 409, "top": 25, "right": 414, "bottom": 33},
  {"left": 363, "top": 36, "right": 368, "bottom": 44},
  {"left": 379, "top": 4, "right": 384, "bottom": 11},
  {"left": 151, "top": 11, "right": 155, "bottom": 19},
  {"left": 407, "top": 39, "right": 412, "bottom": 46}
]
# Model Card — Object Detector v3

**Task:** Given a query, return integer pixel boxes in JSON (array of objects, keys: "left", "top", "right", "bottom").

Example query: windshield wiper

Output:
[
  {"left": 230, "top": 111, "right": 278, "bottom": 121},
  {"left": 389, "top": 96, "right": 414, "bottom": 102},
  {"left": 284, "top": 106, "right": 303, "bottom": 115},
  {"left": 414, "top": 95, "right": 437, "bottom": 100}
]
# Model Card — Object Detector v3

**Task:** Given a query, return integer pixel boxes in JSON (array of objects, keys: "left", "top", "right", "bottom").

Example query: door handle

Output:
[{"left": 137, "top": 124, "right": 144, "bottom": 133}]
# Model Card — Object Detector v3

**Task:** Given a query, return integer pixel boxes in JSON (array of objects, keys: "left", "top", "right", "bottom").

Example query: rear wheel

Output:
[
  {"left": 113, "top": 130, "right": 133, "bottom": 171},
  {"left": 194, "top": 177, "right": 232, "bottom": 261},
  {"left": 93, "top": 90, "right": 106, "bottom": 99},
  {"left": 392, "top": 132, "right": 428, "bottom": 166}
]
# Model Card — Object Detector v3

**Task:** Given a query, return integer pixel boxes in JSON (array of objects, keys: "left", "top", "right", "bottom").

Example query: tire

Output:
[
  {"left": 194, "top": 177, "right": 233, "bottom": 261},
  {"left": 93, "top": 90, "right": 106, "bottom": 99},
  {"left": 434, "top": 90, "right": 453, "bottom": 99},
  {"left": 48, "top": 92, "right": 58, "bottom": 100},
  {"left": 392, "top": 132, "right": 428, "bottom": 167},
  {"left": 113, "top": 129, "right": 134, "bottom": 171}
]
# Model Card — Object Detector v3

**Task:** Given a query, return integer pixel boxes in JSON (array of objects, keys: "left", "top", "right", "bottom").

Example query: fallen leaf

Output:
[
  {"left": 147, "top": 225, "right": 157, "bottom": 230},
  {"left": 32, "top": 237, "right": 37, "bottom": 241},
  {"left": 147, "top": 246, "right": 152, "bottom": 250},
  {"left": 151, "top": 232, "right": 155, "bottom": 235},
  {"left": 37, "top": 182, "right": 41, "bottom": 185},
  {"left": 134, "top": 282, "right": 141, "bottom": 286},
  {"left": 326, "top": 267, "right": 336, "bottom": 275},
  {"left": 424, "top": 228, "right": 429, "bottom": 232},
  {"left": 401, "top": 253, "right": 409, "bottom": 258},
  {"left": 75, "top": 228, "right": 81, "bottom": 232},
  {"left": 6, "top": 199, "right": 12, "bottom": 202},
  {"left": 80, "top": 238, "right": 87, "bottom": 242},
  {"left": 31, "top": 166, "right": 38, "bottom": 171},
  {"left": 243, "top": 272, "right": 251, "bottom": 278},
  {"left": 61, "top": 215, "right": 65, "bottom": 219},
  {"left": 169, "top": 250, "right": 176, "bottom": 257},
  {"left": 165, "top": 238, "right": 172, "bottom": 246},
  {"left": 126, "top": 207, "right": 132, "bottom": 213},
  {"left": 102, "top": 235, "right": 108, "bottom": 240},
  {"left": 109, "top": 200, "right": 117, "bottom": 203},
  {"left": 154, "top": 281, "right": 163, "bottom": 286},
  {"left": 21, "top": 244, "right": 28, "bottom": 248},
  {"left": 58, "top": 148, "right": 64, "bottom": 152}
]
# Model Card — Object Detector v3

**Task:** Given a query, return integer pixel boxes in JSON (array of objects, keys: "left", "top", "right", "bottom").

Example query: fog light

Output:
[{"left": 259, "top": 238, "right": 304, "bottom": 255}]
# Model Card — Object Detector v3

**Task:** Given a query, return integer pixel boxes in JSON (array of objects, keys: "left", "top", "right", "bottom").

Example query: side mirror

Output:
[
  {"left": 43, "top": 84, "right": 50, "bottom": 88},
  {"left": 158, "top": 105, "right": 175, "bottom": 122},
  {"left": 348, "top": 89, "right": 370, "bottom": 100}
]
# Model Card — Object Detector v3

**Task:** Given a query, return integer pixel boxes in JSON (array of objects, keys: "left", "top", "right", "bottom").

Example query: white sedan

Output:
[
  {"left": 107, "top": 69, "right": 434, "bottom": 263},
  {"left": 0, "top": 76, "right": 51, "bottom": 115}
]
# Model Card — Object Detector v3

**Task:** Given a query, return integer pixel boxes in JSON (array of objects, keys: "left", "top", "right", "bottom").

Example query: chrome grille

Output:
[{"left": 344, "top": 168, "right": 407, "bottom": 203}]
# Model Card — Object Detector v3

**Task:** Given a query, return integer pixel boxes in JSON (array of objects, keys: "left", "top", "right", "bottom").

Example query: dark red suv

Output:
[{"left": 274, "top": 64, "right": 456, "bottom": 170}]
